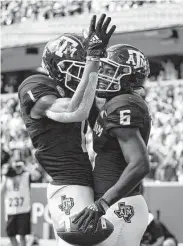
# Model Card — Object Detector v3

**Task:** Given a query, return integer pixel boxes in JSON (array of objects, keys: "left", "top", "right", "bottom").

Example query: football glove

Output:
[
  {"left": 84, "top": 14, "right": 116, "bottom": 57},
  {"left": 72, "top": 198, "right": 109, "bottom": 232}
]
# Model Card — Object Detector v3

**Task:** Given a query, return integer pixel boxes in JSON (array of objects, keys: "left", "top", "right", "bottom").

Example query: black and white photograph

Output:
[{"left": 1, "top": 1, "right": 183, "bottom": 246}]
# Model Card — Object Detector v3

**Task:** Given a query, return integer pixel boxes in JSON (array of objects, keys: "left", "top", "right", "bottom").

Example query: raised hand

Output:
[{"left": 84, "top": 14, "right": 116, "bottom": 57}]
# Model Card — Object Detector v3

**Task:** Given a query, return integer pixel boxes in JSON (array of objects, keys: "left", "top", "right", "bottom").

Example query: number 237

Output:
[{"left": 9, "top": 197, "right": 24, "bottom": 207}]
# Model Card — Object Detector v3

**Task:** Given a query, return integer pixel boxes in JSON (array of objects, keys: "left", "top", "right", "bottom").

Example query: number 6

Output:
[{"left": 120, "top": 109, "right": 131, "bottom": 125}]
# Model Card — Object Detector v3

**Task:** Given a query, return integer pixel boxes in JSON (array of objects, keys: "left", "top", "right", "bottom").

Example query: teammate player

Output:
[
  {"left": 18, "top": 14, "right": 116, "bottom": 246},
  {"left": 73, "top": 44, "right": 151, "bottom": 246}
]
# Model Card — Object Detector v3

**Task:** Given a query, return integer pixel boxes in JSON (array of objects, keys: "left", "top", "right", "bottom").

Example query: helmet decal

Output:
[
  {"left": 55, "top": 36, "right": 79, "bottom": 58},
  {"left": 41, "top": 34, "right": 86, "bottom": 92},
  {"left": 126, "top": 49, "right": 147, "bottom": 69},
  {"left": 97, "top": 44, "right": 150, "bottom": 98}
]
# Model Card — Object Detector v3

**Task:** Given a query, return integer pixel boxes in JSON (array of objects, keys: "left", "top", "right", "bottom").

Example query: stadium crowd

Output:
[
  {"left": 1, "top": 80, "right": 183, "bottom": 182},
  {"left": 146, "top": 82, "right": 183, "bottom": 182},
  {"left": 0, "top": 96, "right": 51, "bottom": 182},
  {"left": 1, "top": 0, "right": 179, "bottom": 26}
]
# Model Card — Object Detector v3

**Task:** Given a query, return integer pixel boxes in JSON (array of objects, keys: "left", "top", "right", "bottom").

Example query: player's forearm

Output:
[
  {"left": 46, "top": 64, "right": 99, "bottom": 122},
  {"left": 69, "top": 58, "right": 100, "bottom": 110},
  {"left": 73, "top": 70, "right": 98, "bottom": 118},
  {"left": 102, "top": 159, "right": 150, "bottom": 206}
]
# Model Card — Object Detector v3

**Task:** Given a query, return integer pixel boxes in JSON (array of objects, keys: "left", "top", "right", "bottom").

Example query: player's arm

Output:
[
  {"left": 102, "top": 127, "right": 150, "bottom": 206},
  {"left": 68, "top": 60, "right": 99, "bottom": 112},
  {"left": 72, "top": 127, "right": 150, "bottom": 231},
  {"left": 30, "top": 59, "right": 99, "bottom": 121},
  {"left": 24, "top": 165, "right": 41, "bottom": 182},
  {"left": 52, "top": 15, "right": 100, "bottom": 113},
  {"left": 30, "top": 16, "right": 100, "bottom": 121},
  {"left": 46, "top": 14, "right": 116, "bottom": 122},
  {"left": 46, "top": 14, "right": 116, "bottom": 123},
  {"left": 45, "top": 60, "right": 99, "bottom": 122}
]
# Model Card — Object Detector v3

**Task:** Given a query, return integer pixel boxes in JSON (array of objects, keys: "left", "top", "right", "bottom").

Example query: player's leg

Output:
[
  {"left": 19, "top": 236, "right": 26, "bottom": 246},
  {"left": 17, "top": 212, "right": 31, "bottom": 246},
  {"left": 47, "top": 184, "right": 94, "bottom": 246},
  {"left": 6, "top": 215, "right": 18, "bottom": 246},
  {"left": 9, "top": 237, "right": 18, "bottom": 246},
  {"left": 97, "top": 195, "right": 148, "bottom": 246}
]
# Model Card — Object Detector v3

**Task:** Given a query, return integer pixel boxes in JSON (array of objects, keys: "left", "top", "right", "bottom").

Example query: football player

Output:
[
  {"left": 73, "top": 44, "right": 151, "bottom": 246},
  {"left": 18, "top": 14, "right": 116, "bottom": 246}
]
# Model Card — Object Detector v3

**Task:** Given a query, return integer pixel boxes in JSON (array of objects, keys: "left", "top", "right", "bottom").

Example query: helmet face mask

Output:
[
  {"left": 97, "top": 44, "right": 150, "bottom": 98},
  {"left": 57, "top": 60, "right": 85, "bottom": 92},
  {"left": 41, "top": 34, "right": 86, "bottom": 92},
  {"left": 98, "top": 59, "right": 132, "bottom": 93}
]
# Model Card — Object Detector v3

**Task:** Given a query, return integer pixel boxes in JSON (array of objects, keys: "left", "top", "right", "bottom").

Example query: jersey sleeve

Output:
[
  {"left": 104, "top": 96, "right": 147, "bottom": 131},
  {"left": 18, "top": 79, "right": 58, "bottom": 115}
]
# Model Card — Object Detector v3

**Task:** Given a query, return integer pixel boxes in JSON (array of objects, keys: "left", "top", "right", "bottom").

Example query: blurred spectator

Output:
[
  {"left": 0, "top": 95, "right": 50, "bottom": 183},
  {"left": 1, "top": 0, "right": 180, "bottom": 26},
  {"left": 145, "top": 81, "right": 183, "bottom": 181},
  {"left": 1, "top": 0, "right": 86, "bottom": 25},
  {"left": 1, "top": 144, "right": 11, "bottom": 166},
  {"left": 141, "top": 213, "right": 178, "bottom": 246},
  {"left": 0, "top": 160, "right": 41, "bottom": 246}
]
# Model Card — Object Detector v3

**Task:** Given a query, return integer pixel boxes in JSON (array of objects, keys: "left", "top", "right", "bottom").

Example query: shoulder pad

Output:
[
  {"left": 18, "top": 74, "right": 54, "bottom": 91},
  {"left": 104, "top": 93, "right": 149, "bottom": 115},
  {"left": 18, "top": 74, "right": 62, "bottom": 115},
  {"left": 103, "top": 94, "right": 150, "bottom": 130}
]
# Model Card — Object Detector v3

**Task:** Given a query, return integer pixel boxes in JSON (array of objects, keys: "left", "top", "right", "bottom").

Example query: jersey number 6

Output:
[{"left": 120, "top": 109, "right": 131, "bottom": 125}]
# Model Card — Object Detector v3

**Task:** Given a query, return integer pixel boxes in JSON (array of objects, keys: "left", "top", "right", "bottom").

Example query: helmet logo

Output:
[
  {"left": 126, "top": 49, "right": 146, "bottom": 69},
  {"left": 55, "top": 36, "right": 78, "bottom": 58}
]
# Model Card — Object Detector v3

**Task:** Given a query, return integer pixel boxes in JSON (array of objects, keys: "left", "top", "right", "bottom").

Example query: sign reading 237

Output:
[{"left": 9, "top": 197, "right": 24, "bottom": 207}]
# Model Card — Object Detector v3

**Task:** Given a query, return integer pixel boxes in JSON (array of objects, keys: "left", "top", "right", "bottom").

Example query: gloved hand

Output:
[
  {"left": 72, "top": 198, "right": 109, "bottom": 232},
  {"left": 84, "top": 14, "right": 116, "bottom": 57}
]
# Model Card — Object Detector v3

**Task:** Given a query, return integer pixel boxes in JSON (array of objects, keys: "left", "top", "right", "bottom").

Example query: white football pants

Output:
[
  {"left": 97, "top": 195, "right": 148, "bottom": 246},
  {"left": 47, "top": 183, "right": 94, "bottom": 246}
]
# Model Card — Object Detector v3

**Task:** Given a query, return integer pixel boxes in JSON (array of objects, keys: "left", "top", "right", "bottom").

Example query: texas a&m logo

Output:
[
  {"left": 56, "top": 36, "right": 78, "bottom": 58},
  {"left": 126, "top": 49, "right": 146, "bottom": 69},
  {"left": 114, "top": 202, "right": 134, "bottom": 223},
  {"left": 58, "top": 195, "right": 74, "bottom": 215}
]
